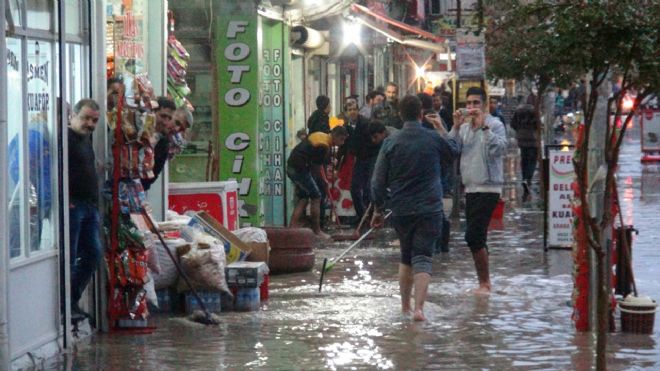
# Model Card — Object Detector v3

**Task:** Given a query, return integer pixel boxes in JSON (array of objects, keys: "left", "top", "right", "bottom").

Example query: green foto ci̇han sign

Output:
[
  {"left": 217, "top": 16, "right": 260, "bottom": 225},
  {"left": 259, "top": 19, "right": 286, "bottom": 226}
]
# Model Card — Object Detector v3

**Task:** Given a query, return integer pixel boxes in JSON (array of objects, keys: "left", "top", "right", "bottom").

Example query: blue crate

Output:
[
  {"left": 184, "top": 291, "right": 222, "bottom": 314},
  {"left": 235, "top": 287, "right": 260, "bottom": 312},
  {"left": 148, "top": 288, "right": 178, "bottom": 313}
]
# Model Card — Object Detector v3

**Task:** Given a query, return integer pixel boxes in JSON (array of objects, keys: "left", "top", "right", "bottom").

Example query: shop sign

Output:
[
  {"left": 546, "top": 146, "right": 576, "bottom": 248},
  {"left": 456, "top": 28, "right": 485, "bottom": 79},
  {"left": 641, "top": 109, "right": 660, "bottom": 152},
  {"left": 258, "top": 19, "right": 286, "bottom": 226},
  {"left": 217, "top": 16, "right": 260, "bottom": 225}
]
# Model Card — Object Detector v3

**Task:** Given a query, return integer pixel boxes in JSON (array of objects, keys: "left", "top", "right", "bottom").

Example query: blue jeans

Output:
[
  {"left": 69, "top": 201, "right": 103, "bottom": 305},
  {"left": 434, "top": 212, "right": 451, "bottom": 254},
  {"left": 351, "top": 158, "right": 375, "bottom": 221},
  {"left": 391, "top": 212, "right": 442, "bottom": 275},
  {"left": 520, "top": 147, "right": 538, "bottom": 184},
  {"left": 287, "top": 166, "right": 322, "bottom": 199}
]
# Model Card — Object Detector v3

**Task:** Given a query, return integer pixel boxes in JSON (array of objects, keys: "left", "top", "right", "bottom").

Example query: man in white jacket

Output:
[{"left": 448, "top": 87, "right": 508, "bottom": 295}]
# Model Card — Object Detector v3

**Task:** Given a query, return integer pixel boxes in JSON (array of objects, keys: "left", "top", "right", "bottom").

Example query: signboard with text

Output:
[
  {"left": 258, "top": 19, "right": 287, "bottom": 226},
  {"left": 641, "top": 109, "right": 660, "bottom": 152},
  {"left": 545, "top": 145, "right": 576, "bottom": 249},
  {"left": 216, "top": 15, "right": 260, "bottom": 226},
  {"left": 456, "top": 29, "right": 485, "bottom": 80}
]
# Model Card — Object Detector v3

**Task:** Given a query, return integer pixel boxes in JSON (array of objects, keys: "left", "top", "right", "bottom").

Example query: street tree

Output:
[{"left": 484, "top": 1, "right": 659, "bottom": 369}]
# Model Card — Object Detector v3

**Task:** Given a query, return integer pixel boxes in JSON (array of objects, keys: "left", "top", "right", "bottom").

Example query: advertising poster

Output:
[
  {"left": 216, "top": 15, "right": 260, "bottom": 226},
  {"left": 546, "top": 146, "right": 576, "bottom": 248},
  {"left": 456, "top": 28, "right": 485, "bottom": 80}
]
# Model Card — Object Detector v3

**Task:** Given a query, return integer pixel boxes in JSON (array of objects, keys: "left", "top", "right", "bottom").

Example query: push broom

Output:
[{"left": 319, "top": 210, "right": 392, "bottom": 292}]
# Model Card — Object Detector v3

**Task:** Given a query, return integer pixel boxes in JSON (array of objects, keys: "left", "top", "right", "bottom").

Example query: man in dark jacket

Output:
[
  {"left": 510, "top": 104, "right": 539, "bottom": 201},
  {"left": 307, "top": 95, "right": 331, "bottom": 134},
  {"left": 68, "top": 99, "right": 102, "bottom": 320},
  {"left": 371, "top": 95, "right": 458, "bottom": 321},
  {"left": 372, "top": 82, "right": 403, "bottom": 129},
  {"left": 340, "top": 101, "right": 378, "bottom": 223}
]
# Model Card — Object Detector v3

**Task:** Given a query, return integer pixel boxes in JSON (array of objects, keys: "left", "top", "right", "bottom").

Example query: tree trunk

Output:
[{"left": 595, "top": 241, "right": 608, "bottom": 370}]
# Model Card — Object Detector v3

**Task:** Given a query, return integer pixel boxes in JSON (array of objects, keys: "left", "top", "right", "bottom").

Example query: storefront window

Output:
[
  {"left": 64, "top": 0, "right": 81, "bottom": 36},
  {"left": 7, "top": 1, "right": 89, "bottom": 261},
  {"left": 67, "top": 43, "right": 87, "bottom": 104},
  {"left": 26, "top": 39, "right": 56, "bottom": 253},
  {"left": 7, "top": 0, "right": 23, "bottom": 28},
  {"left": 7, "top": 37, "right": 25, "bottom": 259},
  {"left": 26, "top": 0, "right": 54, "bottom": 31},
  {"left": 107, "top": 0, "right": 149, "bottom": 99}
]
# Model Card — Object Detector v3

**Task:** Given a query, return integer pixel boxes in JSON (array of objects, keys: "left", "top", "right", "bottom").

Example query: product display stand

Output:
[{"left": 107, "top": 95, "right": 156, "bottom": 333}]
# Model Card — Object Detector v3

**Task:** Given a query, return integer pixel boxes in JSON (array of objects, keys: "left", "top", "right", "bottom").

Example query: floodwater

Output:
[{"left": 61, "top": 127, "right": 659, "bottom": 370}]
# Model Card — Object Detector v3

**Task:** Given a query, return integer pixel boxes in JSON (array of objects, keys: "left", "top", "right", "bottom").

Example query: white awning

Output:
[{"left": 353, "top": 15, "right": 446, "bottom": 54}]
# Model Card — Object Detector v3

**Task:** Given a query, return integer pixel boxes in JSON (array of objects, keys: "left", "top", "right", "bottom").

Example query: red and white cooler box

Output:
[{"left": 168, "top": 181, "right": 239, "bottom": 231}]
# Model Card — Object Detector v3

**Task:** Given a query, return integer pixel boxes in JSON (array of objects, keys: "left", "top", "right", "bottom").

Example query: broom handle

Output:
[
  {"left": 332, "top": 210, "right": 392, "bottom": 264},
  {"left": 353, "top": 203, "right": 373, "bottom": 235},
  {"left": 141, "top": 209, "right": 214, "bottom": 315}
]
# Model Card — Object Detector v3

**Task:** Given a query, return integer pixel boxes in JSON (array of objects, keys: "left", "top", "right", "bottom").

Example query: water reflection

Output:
[{"left": 59, "top": 132, "right": 660, "bottom": 370}]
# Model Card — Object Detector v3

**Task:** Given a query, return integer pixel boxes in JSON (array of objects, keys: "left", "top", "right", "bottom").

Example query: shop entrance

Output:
[{"left": 2, "top": 1, "right": 92, "bottom": 366}]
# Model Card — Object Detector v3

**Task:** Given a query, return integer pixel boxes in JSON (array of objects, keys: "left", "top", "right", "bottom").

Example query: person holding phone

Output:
[{"left": 448, "top": 87, "right": 508, "bottom": 295}]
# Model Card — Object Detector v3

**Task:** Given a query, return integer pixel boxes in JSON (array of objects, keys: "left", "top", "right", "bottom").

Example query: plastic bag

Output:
[
  {"left": 153, "top": 238, "right": 187, "bottom": 290},
  {"left": 144, "top": 272, "right": 158, "bottom": 307},
  {"left": 233, "top": 227, "right": 268, "bottom": 244},
  {"left": 177, "top": 230, "right": 230, "bottom": 294},
  {"left": 144, "top": 233, "right": 160, "bottom": 274}
]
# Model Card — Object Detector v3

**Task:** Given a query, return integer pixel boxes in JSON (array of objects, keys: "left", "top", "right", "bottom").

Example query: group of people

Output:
[
  {"left": 67, "top": 81, "right": 193, "bottom": 321},
  {"left": 288, "top": 83, "right": 405, "bottom": 238},
  {"left": 287, "top": 84, "right": 508, "bottom": 321},
  {"left": 289, "top": 83, "right": 459, "bottom": 237}
]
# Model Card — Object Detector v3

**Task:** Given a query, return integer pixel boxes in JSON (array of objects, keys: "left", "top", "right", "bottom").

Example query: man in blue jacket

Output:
[
  {"left": 448, "top": 87, "right": 508, "bottom": 295},
  {"left": 371, "top": 95, "right": 458, "bottom": 321}
]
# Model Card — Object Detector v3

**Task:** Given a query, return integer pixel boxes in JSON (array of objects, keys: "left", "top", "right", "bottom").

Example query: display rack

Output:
[{"left": 106, "top": 95, "right": 156, "bottom": 333}]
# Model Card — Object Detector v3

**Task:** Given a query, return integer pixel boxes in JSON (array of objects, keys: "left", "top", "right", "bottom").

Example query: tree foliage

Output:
[
  {"left": 486, "top": 0, "right": 659, "bottom": 97},
  {"left": 484, "top": 1, "right": 659, "bottom": 370}
]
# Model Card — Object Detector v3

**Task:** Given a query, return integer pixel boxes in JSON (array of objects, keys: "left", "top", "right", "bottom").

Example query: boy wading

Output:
[{"left": 449, "top": 87, "right": 508, "bottom": 295}]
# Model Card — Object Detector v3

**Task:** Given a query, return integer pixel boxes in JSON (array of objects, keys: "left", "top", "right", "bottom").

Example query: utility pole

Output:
[{"left": 456, "top": 0, "right": 462, "bottom": 28}]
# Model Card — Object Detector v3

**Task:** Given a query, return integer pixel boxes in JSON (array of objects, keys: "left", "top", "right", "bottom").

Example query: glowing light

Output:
[
  {"left": 343, "top": 22, "right": 361, "bottom": 46},
  {"left": 622, "top": 96, "right": 634, "bottom": 111},
  {"left": 560, "top": 139, "right": 571, "bottom": 151},
  {"left": 415, "top": 65, "right": 426, "bottom": 79}
]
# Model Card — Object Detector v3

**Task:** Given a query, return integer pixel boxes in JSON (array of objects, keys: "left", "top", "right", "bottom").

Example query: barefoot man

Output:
[
  {"left": 448, "top": 87, "right": 507, "bottom": 294},
  {"left": 287, "top": 126, "right": 348, "bottom": 239},
  {"left": 371, "top": 95, "right": 458, "bottom": 321}
]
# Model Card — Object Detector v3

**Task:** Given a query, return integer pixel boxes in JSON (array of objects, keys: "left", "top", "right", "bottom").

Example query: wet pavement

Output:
[{"left": 60, "top": 127, "right": 660, "bottom": 370}]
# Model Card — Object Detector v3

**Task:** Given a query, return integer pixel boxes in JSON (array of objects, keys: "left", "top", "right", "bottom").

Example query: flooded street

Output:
[{"left": 63, "top": 127, "right": 660, "bottom": 370}]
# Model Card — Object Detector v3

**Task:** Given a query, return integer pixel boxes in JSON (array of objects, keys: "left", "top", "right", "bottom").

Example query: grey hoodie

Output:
[{"left": 448, "top": 114, "right": 508, "bottom": 194}]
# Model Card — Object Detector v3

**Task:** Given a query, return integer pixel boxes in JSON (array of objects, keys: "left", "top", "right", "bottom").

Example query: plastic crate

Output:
[
  {"left": 148, "top": 288, "right": 178, "bottom": 313},
  {"left": 184, "top": 291, "right": 222, "bottom": 314},
  {"left": 235, "top": 287, "right": 260, "bottom": 312}
]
